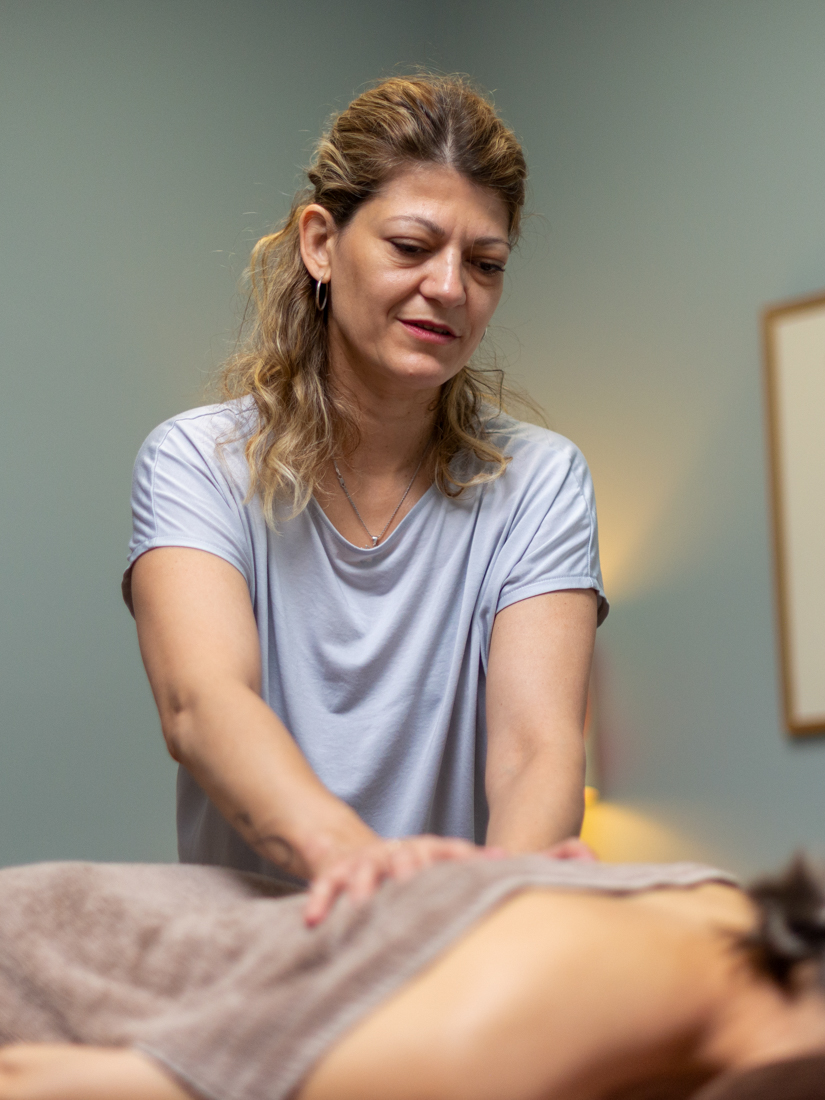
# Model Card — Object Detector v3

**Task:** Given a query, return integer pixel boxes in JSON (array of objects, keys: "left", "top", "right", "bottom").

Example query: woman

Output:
[
  {"left": 2, "top": 853, "right": 825, "bottom": 1100},
  {"left": 124, "top": 74, "right": 608, "bottom": 922}
]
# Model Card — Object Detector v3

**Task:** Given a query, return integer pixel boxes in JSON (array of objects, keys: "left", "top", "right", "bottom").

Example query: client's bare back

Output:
[{"left": 299, "top": 882, "right": 760, "bottom": 1100}]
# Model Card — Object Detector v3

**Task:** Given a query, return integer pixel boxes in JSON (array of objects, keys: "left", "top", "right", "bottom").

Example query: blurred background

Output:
[{"left": 2, "top": 0, "right": 824, "bottom": 874}]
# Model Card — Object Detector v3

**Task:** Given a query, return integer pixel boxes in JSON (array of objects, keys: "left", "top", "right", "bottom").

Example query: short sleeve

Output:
[
  {"left": 124, "top": 412, "right": 254, "bottom": 611},
  {"left": 495, "top": 444, "right": 608, "bottom": 626}
]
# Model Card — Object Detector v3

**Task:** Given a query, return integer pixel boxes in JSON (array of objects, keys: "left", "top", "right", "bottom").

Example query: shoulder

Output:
[
  {"left": 134, "top": 399, "right": 257, "bottom": 492},
  {"left": 486, "top": 413, "right": 592, "bottom": 490},
  {"left": 131, "top": 398, "right": 256, "bottom": 507},
  {"left": 138, "top": 397, "right": 255, "bottom": 463}
]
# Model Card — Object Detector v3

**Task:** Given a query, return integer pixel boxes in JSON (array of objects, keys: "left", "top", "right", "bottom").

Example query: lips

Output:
[{"left": 399, "top": 318, "right": 458, "bottom": 344}]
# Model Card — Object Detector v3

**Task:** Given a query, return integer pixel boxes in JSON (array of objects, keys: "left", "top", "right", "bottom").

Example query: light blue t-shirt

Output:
[{"left": 126, "top": 400, "right": 608, "bottom": 877}]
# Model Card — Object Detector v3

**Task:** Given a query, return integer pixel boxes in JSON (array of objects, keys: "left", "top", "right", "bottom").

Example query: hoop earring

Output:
[
  {"left": 483, "top": 327, "right": 489, "bottom": 340},
  {"left": 315, "top": 278, "right": 329, "bottom": 312}
]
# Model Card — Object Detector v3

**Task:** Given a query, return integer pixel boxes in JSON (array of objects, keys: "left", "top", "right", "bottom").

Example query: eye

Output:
[
  {"left": 474, "top": 259, "right": 506, "bottom": 275},
  {"left": 390, "top": 240, "right": 427, "bottom": 256}
]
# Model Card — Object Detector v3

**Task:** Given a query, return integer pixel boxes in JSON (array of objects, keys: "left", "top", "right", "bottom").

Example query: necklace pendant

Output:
[{"left": 333, "top": 449, "right": 428, "bottom": 554}]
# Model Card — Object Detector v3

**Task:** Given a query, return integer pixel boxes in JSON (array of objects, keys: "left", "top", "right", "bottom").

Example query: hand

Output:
[
  {"left": 304, "top": 835, "right": 506, "bottom": 926},
  {"left": 540, "top": 837, "right": 598, "bottom": 861}
]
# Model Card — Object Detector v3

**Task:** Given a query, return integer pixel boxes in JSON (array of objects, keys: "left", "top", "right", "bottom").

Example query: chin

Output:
[
  {"left": 385, "top": 354, "right": 463, "bottom": 389},
  {"left": 394, "top": 370, "right": 457, "bottom": 393}
]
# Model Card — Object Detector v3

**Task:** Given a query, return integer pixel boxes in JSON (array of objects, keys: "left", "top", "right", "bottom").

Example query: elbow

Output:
[
  {"left": 162, "top": 727, "right": 187, "bottom": 765},
  {"left": 155, "top": 677, "right": 255, "bottom": 765},
  {"left": 156, "top": 690, "right": 202, "bottom": 766}
]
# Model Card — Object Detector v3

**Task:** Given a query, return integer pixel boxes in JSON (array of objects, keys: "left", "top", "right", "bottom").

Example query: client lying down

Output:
[{"left": 1, "top": 854, "right": 825, "bottom": 1100}]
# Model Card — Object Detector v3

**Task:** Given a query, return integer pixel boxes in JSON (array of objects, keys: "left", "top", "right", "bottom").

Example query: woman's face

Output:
[{"left": 302, "top": 164, "right": 511, "bottom": 399}]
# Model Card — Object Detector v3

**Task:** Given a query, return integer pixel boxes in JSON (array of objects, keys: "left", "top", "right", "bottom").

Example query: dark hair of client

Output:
[{"left": 692, "top": 857, "right": 825, "bottom": 1100}]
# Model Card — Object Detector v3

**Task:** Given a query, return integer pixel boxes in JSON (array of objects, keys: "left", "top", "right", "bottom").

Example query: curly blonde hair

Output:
[{"left": 220, "top": 74, "right": 528, "bottom": 523}]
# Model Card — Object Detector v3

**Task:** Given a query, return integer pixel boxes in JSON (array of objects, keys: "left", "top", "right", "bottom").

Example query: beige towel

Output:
[{"left": 0, "top": 857, "right": 736, "bottom": 1100}]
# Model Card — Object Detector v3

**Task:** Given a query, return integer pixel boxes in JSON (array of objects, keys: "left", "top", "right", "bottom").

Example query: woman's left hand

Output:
[
  {"left": 304, "top": 835, "right": 507, "bottom": 926},
  {"left": 540, "top": 837, "right": 598, "bottom": 861}
]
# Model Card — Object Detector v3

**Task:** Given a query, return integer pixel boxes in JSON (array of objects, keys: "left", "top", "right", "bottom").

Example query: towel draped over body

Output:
[{"left": 0, "top": 857, "right": 736, "bottom": 1100}]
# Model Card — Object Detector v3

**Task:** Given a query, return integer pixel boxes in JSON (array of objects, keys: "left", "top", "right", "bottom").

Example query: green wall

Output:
[
  {"left": 3, "top": 1, "right": 825, "bottom": 872},
  {"left": 0, "top": 0, "right": 432, "bottom": 863},
  {"left": 434, "top": 0, "right": 825, "bottom": 872}
]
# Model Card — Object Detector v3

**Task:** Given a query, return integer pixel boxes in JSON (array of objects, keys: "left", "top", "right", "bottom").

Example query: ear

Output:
[{"left": 299, "top": 204, "right": 337, "bottom": 283}]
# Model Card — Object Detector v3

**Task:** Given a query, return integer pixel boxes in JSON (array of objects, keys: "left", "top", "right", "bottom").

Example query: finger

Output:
[
  {"left": 480, "top": 844, "right": 509, "bottom": 860},
  {"left": 543, "top": 838, "right": 598, "bottom": 862},
  {"left": 388, "top": 843, "right": 424, "bottom": 881},
  {"left": 564, "top": 839, "right": 597, "bottom": 861},
  {"left": 304, "top": 874, "right": 340, "bottom": 926},
  {"left": 304, "top": 860, "right": 356, "bottom": 926},
  {"left": 425, "top": 837, "right": 481, "bottom": 862},
  {"left": 392, "top": 837, "right": 478, "bottom": 875},
  {"left": 347, "top": 854, "right": 386, "bottom": 904}
]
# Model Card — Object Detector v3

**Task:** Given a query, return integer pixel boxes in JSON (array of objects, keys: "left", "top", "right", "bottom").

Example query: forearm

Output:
[
  {"left": 164, "top": 682, "right": 375, "bottom": 878},
  {"left": 131, "top": 549, "right": 376, "bottom": 881},
  {"left": 0, "top": 1045, "right": 189, "bottom": 1100},
  {"left": 484, "top": 738, "right": 586, "bottom": 851}
]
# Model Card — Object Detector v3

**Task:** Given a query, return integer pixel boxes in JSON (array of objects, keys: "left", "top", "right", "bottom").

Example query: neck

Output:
[
  {"left": 597, "top": 978, "right": 825, "bottom": 1100},
  {"left": 327, "top": 345, "right": 440, "bottom": 476},
  {"left": 596, "top": 890, "right": 825, "bottom": 1099},
  {"left": 702, "top": 964, "right": 825, "bottom": 1078},
  {"left": 339, "top": 396, "right": 435, "bottom": 475}
]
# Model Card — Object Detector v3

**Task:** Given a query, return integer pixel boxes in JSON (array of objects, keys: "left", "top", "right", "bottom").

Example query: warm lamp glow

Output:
[
  {"left": 590, "top": 406, "right": 715, "bottom": 603},
  {"left": 581, "top": 788, "right": 703, "bottom": 863}
]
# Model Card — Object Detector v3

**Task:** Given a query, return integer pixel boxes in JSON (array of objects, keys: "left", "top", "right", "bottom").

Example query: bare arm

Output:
[
  {"left": 484, "top": 589, "right": 597, "bottom": 851},
  {"left": 132, "top": 547, "right": 486, "bottom": 921},
  {"left": 0, "top": 1044, "right": 188, "bottom": 1100},
  {"left": 131, "top": 547, "right": 376, "bottom": 879}
]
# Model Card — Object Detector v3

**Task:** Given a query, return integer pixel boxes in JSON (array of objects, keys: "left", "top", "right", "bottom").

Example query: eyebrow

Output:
[{"left": 385, "top": 215, "right": 511, "bottom": 251}]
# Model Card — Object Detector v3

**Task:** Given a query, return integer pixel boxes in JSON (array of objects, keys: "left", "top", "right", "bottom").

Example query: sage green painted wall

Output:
[
  {"left": 432, "top": 0, "right": 825, "bottom": 873},
  {"left": 0, "top": 0, "right": 433, "bottom": 864}
]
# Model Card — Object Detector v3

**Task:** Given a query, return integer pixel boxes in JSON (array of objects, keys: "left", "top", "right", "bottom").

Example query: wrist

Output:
[{"left": 297, "top": 808, "right": 377, "bottom": 876}]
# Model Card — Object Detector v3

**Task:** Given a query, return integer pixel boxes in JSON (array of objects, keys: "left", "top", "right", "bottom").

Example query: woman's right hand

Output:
[{"left": 304, "top": 835, "right": 506, "bottom": 927}]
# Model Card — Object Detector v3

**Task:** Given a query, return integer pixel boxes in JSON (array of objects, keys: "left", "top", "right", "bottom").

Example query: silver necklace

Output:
[{"left": 333, "top": 451, "right": 427, "bottom": 549}]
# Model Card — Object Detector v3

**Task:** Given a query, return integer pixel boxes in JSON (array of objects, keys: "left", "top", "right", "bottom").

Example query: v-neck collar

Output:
[{"left": 308, "top": 482, "right": 438, "bottom": 554}]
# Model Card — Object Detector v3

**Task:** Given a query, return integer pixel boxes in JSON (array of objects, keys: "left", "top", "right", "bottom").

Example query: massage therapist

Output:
[{"left": 123, "top": 74, "right": 608, "bottom": 923}]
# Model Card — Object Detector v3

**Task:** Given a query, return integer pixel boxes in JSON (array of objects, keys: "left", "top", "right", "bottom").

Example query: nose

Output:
[{"left": 420, "top": 248, "right": 466, "bottom": 308}]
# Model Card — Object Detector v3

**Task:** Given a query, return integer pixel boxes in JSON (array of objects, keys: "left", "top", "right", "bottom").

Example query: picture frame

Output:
[{"left": 763, "top": 290, "right": 825, "bottom": 736}]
